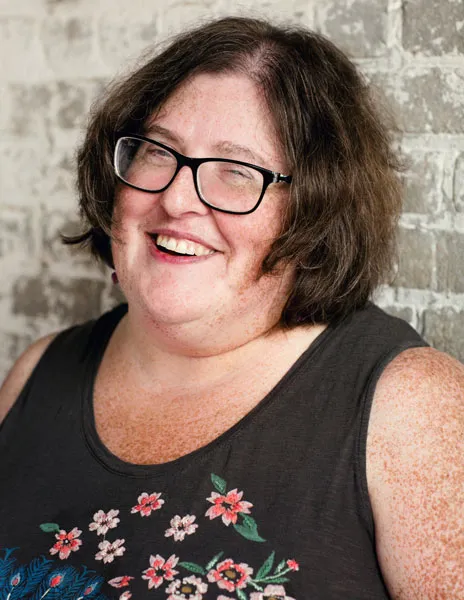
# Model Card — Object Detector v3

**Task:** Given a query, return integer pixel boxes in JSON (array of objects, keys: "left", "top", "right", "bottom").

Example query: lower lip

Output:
[{"left": 147, "top": 235, "right": 217, "bottom": 264}]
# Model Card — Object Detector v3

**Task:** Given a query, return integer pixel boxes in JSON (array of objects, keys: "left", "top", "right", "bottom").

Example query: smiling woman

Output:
[{"left": 0, "top": 15, "right": 463, "bottom": 600}]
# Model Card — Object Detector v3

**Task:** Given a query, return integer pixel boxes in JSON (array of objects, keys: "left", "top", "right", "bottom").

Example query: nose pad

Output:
[{"left": 159, "top": 165, "right": 209, "bottom": 216}]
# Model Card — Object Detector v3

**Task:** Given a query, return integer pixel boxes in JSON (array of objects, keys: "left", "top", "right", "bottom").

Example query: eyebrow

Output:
[{"left": 144, "top": 124, "right": 269, "bottom": 167}]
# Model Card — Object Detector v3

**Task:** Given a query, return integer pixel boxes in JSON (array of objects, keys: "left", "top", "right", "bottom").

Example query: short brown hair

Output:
[{"left": 67, "top": 16, "right": 403, "bottom": 325}]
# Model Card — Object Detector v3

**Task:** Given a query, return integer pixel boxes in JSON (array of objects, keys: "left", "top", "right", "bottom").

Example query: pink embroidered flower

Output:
[
  {"left": 286, "top": 559, "right": 299, "bottom": 571},
  {"left": 205, "top": 489, "right": 253, "bottom": 526},
  {"left": 165, "top": 514, "right": 199, "bottom": 541},
  {"left": 95, "top": 539, "right": 126, "bottom": 563},
  {"left": 109, "top": 576, "right": 134, "bottom": 588},
  {"left": 166, "top": 575, "right": 208, "bottom": 600},
  {"left": 142, "top": 554, "right": 179, "bottom": 589},
  {"left": 207, "top": 559, "right": 252, "bottom": 592},
  {"left": 217, "top": 597, "right": 235, "bottom": 600},
  {"left": 89, "top": 509, "right": 120, "bottom": 535},
  {"left": 49, "top": 527, "right": 82, "bottom": 560},
  {"left": 131, "top": 492, "right": 165, "bottom": 517},
  {"left": 250, "top": 584, "right": 296, "bottom": 600},
  {"left": 119, "top": 593, "right": 132, "bottom": 600}
]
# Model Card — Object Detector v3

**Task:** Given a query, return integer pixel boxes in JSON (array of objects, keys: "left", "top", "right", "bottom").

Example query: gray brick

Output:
[
  {"left": 0, "top": 17, "right": 44, "bottom": 80},
  {"left": 316, "top": 0, "right": 388, "bottom": 58},
  {"left": 436, "top": 232, "right": 464, "bottom": 293},
  {"left": 423, "top": 308, "right": 464, "bottom": 363},
  {"left": 395, "top": 228, "right": 435, "bottom": 289},
  {"left": 0, "top": 205, "right": 35, "bottom": 259},
  {"left": 53, "top": 81, "right": 88, "bottom": 130},
  {"left": 0, "top": 146, "right": 46, "bottom": 201},
  {"left": 403, "top": 0, "right": 464, "bottom": 56},
  {"left": 453, "top": 153, "right": 464, "bottom": 213},
  {"left": 403, "top": 151, "right": 443, "bottom": 214},
  {"left": 40, "top": 16, "right": 93, "bottom": 75},
  {"left": 97, "top": 15, "right": 158, "bottom": 69},
  {"left": 6, "top": 84, "right": 51, "bottom": 137},
  {"left": 12, "top": 274, "right": 104, "bottom": 324}
]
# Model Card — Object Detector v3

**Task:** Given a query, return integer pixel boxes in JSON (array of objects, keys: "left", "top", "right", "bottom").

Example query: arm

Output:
[
  {"left": 366, "top": 346, "right": 464, "bottom": 599},
  {"left": 0, "top": 333, "right": 58, "bottom": 425}
]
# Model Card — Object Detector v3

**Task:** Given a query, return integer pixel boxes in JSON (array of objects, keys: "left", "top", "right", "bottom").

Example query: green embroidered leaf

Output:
[
  {"left": 248, "top": 580, "right": 264, "bottom": 591},
  {"left": 211, "top": 473, "right": 227, "bottom": 494},
  {"left": 275, "top": 559, "right": 286, "bottom": 573},
  {"left": 236, "top": 589, "right": 248, "bottom": 600},
  {"left": 233, "top": 521, "right": 266, "bottom": 543},
  {"left": 263, "top": 576, "right": 290, "bottom": 584},
  {"left": 39, "top": 523, "right": 60, "bottom": 533},
  {"left": 205, "top": 551, "right": 224, "bottom": 571},
  {"left": 178, "top": 562, "right": 206, "bottom": 575},
  {"left": 241, "top": 514, "right": 257, "bottom": 528},
  {"left": 256, "top": 551, "right": 275, "bottom": 580}
]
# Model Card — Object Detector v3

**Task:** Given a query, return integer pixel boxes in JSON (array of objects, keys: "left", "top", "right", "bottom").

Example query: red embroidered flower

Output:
[
  {"left": 49, "top": 527, "right": 82, "bottom": 560},
  {"left": 95, "top": 539, "right": 126, "bottom": 563},
  {"left": 165, "top": 514, "right": 198, "bottom": 541},
  {"left": 205, "top": 489, "right": 253, "bottom": 526},
  {"left": 131, "top": 492, "right": 165, "bottom": 517},
  {"left": 119, "top": 592, "right": 132, "bottom": 600},
  {"left": 250, "top": 584, "right": 296, "bottom": 600},
  {"left": 109, "top": 576, "right": 134, "bottom": 588},
  {"left": 89, "top": 509, "right": 120, "bottom": 535},
  {"left": 207, "top": 559, "right": 253, "bottom": 592},
  {"left": 142, "top": 554, "right": 179, "bottom": 589},
  {"left": 286, "top": 559, "right": 299, "bottom": 571}
]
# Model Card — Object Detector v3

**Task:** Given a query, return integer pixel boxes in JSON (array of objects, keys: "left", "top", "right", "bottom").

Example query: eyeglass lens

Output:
[{"left": 115, "top": 137, "right": 265, "bottom": 213}]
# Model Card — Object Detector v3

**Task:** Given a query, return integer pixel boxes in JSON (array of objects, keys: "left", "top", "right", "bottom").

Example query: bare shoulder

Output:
[
  {"left": 366, "top": 346, "right": 464, "bottom": 598},
  {"left": 0, "top": 332, "right": 59, "bottom": 425}
]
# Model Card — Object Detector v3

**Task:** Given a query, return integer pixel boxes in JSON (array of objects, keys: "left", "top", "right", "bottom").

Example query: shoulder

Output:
[
  {"left": 366, "top": 347, "right": 464, "bottom": 598},
  {"left": 0, "top": 332, "right": 59, "bottom": 425}
]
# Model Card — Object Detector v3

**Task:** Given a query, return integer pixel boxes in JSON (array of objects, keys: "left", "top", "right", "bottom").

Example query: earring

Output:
[{"left": 111, "top": 271, "right": 118, "bottom": 284}]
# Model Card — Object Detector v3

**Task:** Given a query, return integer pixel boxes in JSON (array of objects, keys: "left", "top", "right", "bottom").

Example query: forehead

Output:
[{"left": 146, "top": 72, "right": 284, "bottom": 168}]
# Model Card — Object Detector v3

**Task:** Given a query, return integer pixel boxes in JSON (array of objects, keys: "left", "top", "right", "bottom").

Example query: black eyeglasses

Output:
[{"left": 114, "top": 134, "right": 292, "bottom": 215}]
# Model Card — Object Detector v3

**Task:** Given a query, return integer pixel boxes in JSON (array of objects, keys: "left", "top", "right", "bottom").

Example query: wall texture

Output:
[{"left": 0, "top": 0, "right": 463, "bottom": 381}]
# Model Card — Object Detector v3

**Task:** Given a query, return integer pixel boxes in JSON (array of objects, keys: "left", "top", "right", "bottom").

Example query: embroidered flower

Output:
[
  {"left": 95, "top": 539, "right": 126, "bottom": 563},
  {"left": 286, "top": 559, "right": 299, "bottom": 571},
  {"left": 250, "top": 584, "right": 296, "bottom": 600},
  {"left": 119, "top": 593, "right": 132, "bottom": 600},
  {"left": 165, "top": 514, "right": 199, "bottom": 541},
  {"left": 205, "top": 489, "right": 253, "bottom": 526},
  {"left": 109, "top": 576, "right": 134, "bottom": 588},
  {"left": 166, "top": 575, "right": 208, "bottom": 599},
  {"left": 131, "top": 492, "right": 165, "bottom": 517},
  {"left": 207, "top": 559, "right": 252, "bottom": 592},
  {"left": 142, "top": 554, "right": 179, "bottom": 589},
  {"left": 89, "top": 509, "right": 120, "bottom": 536},
  {"left": 49, "top": 527, "right": 82, "bottom": 560}
]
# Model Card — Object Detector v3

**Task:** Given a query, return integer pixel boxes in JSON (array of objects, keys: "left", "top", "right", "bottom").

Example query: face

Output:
[{"left": 111, "top": 72, "right": 294, "bottom": 343}]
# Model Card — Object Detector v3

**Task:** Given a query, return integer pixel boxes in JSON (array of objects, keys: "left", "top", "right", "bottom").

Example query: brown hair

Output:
[{"left": 66, "top": 16, "right": 403, "bottom": 325}]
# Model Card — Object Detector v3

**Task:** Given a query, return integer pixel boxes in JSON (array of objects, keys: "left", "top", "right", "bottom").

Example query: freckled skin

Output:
[{"left": 367, "top": 346, "right": 464, "bottom": 598}]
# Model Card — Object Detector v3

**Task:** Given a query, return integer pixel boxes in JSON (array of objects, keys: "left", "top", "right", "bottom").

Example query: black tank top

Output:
[{"left": 0, "top": 302, "right": 427, "bottom": 600}]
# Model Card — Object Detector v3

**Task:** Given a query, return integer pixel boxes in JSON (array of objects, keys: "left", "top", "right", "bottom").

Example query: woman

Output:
[{"left": 0, "top": 16, "right": 462, "bottom": 600}]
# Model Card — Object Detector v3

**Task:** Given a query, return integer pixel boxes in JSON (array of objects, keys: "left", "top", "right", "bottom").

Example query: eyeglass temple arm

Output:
[{"left": 273, "top": 173, "right": 292, "bottom": 184}]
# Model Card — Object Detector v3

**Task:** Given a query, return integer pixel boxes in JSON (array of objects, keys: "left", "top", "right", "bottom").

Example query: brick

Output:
[
  {"left": 12, "top": 274, "right": 104, "bottom": 324},
  {"left": 315, "top": 0, "right": 388, "bottom": 58},
  {"left": 52, "top": 81, "right": 88, "bottom": 130},
  {"left": 0, "top": 17, "right": 46, "bottom": 81},
  {"left": 402, "top": 151, "right": 443, "bottom": 214},
  {"left": 159, "top": 0, "right": 219, "bottom": 35},
  {"left": 97, "top": 15, "right": 158, "bottom": 70},
  {"left": 0, "top": 331, "right": 35, "bottom": 383},
  {"left": 0, "top": 146, "right": 47, "bottom": 202},
  {"left": 436, "top": 232, "right": 464, "bottom": 293},
  {"left": 395, "top": 228, "right": 435, "bottom": 290},
  {"left": 403, "top": 0, "right": 464, "bottom": 56},
  {"left": 40, "top": 16, "right": 94, "bottom": 76},
  {"left": 423, "top": 308, "right": 464, "bottom": 364},
  {"left": 6, "top": 84, "right": 51, "bottom": 138},
  {"left": 0, "top": 205, "right": 35, "bottom": 259},
  {"left": 453, "top": 153, "right": 464, "bottom": 213}
]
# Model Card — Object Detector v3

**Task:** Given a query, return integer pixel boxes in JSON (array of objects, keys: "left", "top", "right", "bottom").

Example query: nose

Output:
[{"left": 158, "top": 164, "right": 210, "bottom": 218}]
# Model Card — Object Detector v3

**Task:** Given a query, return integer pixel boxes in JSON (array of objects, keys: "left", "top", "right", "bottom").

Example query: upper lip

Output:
[{"left": 148, "top": 229, "right": 219, "bottom": 252}]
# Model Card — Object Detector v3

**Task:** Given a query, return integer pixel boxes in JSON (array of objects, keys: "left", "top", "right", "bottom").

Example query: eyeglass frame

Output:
[{"left": 113, "top": 133, "right": 293, "bottom": 215}]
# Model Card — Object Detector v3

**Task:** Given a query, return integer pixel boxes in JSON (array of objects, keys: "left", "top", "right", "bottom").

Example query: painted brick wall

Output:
[{"left": 0, "top": 0, "right": 463, "bottom": 380}]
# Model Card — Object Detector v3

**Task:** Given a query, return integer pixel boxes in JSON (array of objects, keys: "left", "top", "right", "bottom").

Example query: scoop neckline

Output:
[{"left": 82, "top": 303, "right": 337, "bottom": 479}]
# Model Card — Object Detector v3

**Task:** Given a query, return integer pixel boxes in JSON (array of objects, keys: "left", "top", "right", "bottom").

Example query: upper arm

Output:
[
  {"left": 0, "top": 332, "right": 59, "bottom": 425},
  {"left": 366, "top": 346, "right": 464, "bottom": 599}
]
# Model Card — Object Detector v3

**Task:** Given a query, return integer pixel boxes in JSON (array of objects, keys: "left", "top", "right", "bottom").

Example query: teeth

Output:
[{"left": 156, "top": 234, "right": 215, "bottom": 256}]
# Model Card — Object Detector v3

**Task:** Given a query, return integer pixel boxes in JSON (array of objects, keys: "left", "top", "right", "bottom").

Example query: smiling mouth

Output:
[{"left": 149, "top": 233, "right": 216, "bottom": 257}]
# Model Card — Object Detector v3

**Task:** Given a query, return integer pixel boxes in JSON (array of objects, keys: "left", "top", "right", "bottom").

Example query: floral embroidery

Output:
[
  {"left": 250, "top": 584, "right": 296, "bottom": 600},
  {"left": 206, "top": 558, "right": 253, "bottom": 592},
  {"left": 287, "top": 559, "right": 299, "bottom": 571},
  {"left": 165, "top": 575, "right": 208, "bottom": 599},
  {"left": 131, "top": 492, "right": 165, "bottom": 517},
  {"left": 89, "top": 509, "right": 120, "bottom": 536},
  {"left": 205, "top": 474, "right": 265, "bottom": 542},
  {"left": 95, "top": 538, "right": 126, "bottom": 563},
  {"left": 109, "top": 575, "right": 134, "bottom": 588},
  {"left": 49, "top": 527, "right": 82, "bottom": 560},
  {"left": 119, "top": 592, "right": 132, "bottom": 600},
  {"left": 142, "top": 553, "right": 179, "bottom": 589},
  {"left": 165, "top": 515, "right": 199, "bottom": 541}
]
